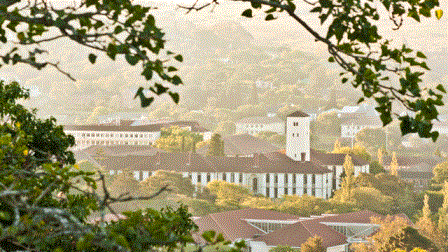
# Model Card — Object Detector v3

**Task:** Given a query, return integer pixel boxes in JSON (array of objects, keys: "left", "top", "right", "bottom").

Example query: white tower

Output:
[{"left": 285, "top": 111, "right": 310, "bottom": 161}]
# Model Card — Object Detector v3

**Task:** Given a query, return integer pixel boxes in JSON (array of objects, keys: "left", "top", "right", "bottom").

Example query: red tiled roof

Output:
[
  {"left": 287, "top": 111, "right": 310, "bottom": 117},
  {"left": 83, "top": 145, "right": 164, "bottom": 157},
  {"left": 197, "top": 134, "right": 280, "bottom": 156},
  {"left": 254, "top": 210, "right": 390, "bottom": 248},
  {"left": 193, "top": 208, "right": 299, "bottom": 243},
  {"left": 310, "top": 149, "right": 369, "bottom": 166},
  {"left": 64, "top": 120, "right": 209, "bottom": 133},
  {"left": 95, "top": 152, "right": 332, "bottom": 174}
]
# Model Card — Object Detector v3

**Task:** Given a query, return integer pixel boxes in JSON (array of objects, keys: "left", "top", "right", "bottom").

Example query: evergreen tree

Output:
[
  {"left": 378, "top": 148, "right": 384, "bottom": 166},
  {"left": 300, "top": 236, "right": 325, "bottom": 252},
  {"left": 208, "top": 133, "right": 225, "bottom": 156},
  {"left": 416, "top": 194, "right": 447, "bottom": 250},
  {"left": 390, "top": 151, "right": 399, "bottom": 176},
  {"left": 341, "top": 155, "right": 355, "bottom": 202},
  {"left": 333, "top": 139, "right": 341, "bottom": 152},
  {"left": 438, "top": 181, "right": 448, "bottom": 236}
]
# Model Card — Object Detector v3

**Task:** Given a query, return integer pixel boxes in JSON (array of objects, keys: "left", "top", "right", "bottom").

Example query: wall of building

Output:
[
  {"left": 286, "top": 116, "right": 310, "bottom": 161},
  {"left": 65, "top": 130, "right": 160, "bottom": 148},
  {"left": 235, "top": 122, "right": 284, "bottom": 135},
  {"left": 118, "top": 170, "right": 333, "bottom": 199}
]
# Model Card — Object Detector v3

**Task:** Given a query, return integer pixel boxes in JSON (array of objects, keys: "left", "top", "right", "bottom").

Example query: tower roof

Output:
[{"left": 287, "top": 111, "right": 309, "bottom": 117}]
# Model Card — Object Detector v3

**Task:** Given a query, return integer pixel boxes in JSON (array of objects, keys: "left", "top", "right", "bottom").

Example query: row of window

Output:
[
  {"left": 78, "top": 132, "right": 152, "bottom": 139},
  {"left": 266, "top": 186, "right": 317, "bottom": 198},
  {"left": 78, "top": 140, "right": 149, "bottom": 146},
  {"left": 190, "top": 172, "right": 244, "bottom": 184},
  {"left": 266, "top": 173, "right": 315, "bottom": 184}
]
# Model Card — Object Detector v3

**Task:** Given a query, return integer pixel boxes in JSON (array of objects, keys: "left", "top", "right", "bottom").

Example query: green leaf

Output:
[
  {"left": 265, "top": 14, "right": 276, "bottom": 21},
  {"left": 251, "top": 1, "right": 261, "bottom": 8},
  {"left": 436, "top": 9, "right": 443, "bottom": 20},
  {"left": 88, "top": 54, "right": 96, "bottom": 64},
  {"left": 169, "top": 92, "right": 180, "bottom": 103},
  {"left": 242, "top": 9, "right": 253, "bottom": 18},
  {"left": 174, "top": 54, "right": 183, "bottom": 62},
  {"left": 416, "top": 51, "right": 426, "bottom": 59},
  {"left": 125, "top": 54, "right": 138, "bottom": 66},
  {"left": 436, "top": 84, "right": 446, "bottom": 93},
  {"left": 167, "top": 66, "right": 177, "bottom": 72}
]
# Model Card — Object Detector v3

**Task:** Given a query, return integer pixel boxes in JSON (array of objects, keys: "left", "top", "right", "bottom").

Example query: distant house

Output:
[
  {"left": 383, "top": 156, "right": 441, "bottom": 192},
  {"left": 311, "top": 149, "right": 370, "bottom": 190},
  {"left": 197, "top": 134, "right": 279, "bottom": 157},
  {"left": 192, "top": 208, "right": 412, "bottom": 252},
  {"left": 235, "top": 116, "right": 284, "bottom": 135},
  {"left": 64, "top": 120, "right": 212, "bottom": 149},
  {"left": 340, "top": 115, "right": 382, "bottom": 139}
]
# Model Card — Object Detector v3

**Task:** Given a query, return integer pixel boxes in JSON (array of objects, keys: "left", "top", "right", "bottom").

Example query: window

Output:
[
  {"left": 274, "top": 174, "right": 278, "bottom": 184},
  {"left": 285, "top": 174, "right": 288, "bottom": 184},
  {"left": 312, "top": 174, "right": 315, "bottom": 185},
  {"left": 197, "top": 174, "right": 201, "bottom": 183},
  {"left": 231, "top": 173, "right": 235, "bottom": 183},
  {"left": 293, "top": 174, "right": 296, "bottom": 184},
  {"left": 274, "top": 188, "right": 278, "bottom": 198},
  {"left": 266, "top": 187, "right": 270, "bottom": 197},
  {"left": 223, "top": 173, "right": 227, "bottom": 181},
  {"left": 292, "top": 187, "right": 296, "bottom": 195},
  {"left": 304, "top": 175, "right": 307, "bottom": 185},
  {"left": 239, "top": 173, "right": 243, "bottom": 183},
  {"left": 207, "top": 173, "right": 211, "bottom": 183},
  {"left": 284, "top": 188, "right": 288, "bottom": 195},
  {"left": 301, "top": 152, "right": 306, "bottom": 161},
  {"left": 266, "top": 173, "right": 270, "bottom": 183}
]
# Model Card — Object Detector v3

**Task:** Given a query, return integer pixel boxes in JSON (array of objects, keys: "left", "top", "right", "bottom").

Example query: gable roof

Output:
[
  {"left": 83, "top": 145, "right": 164, "bottom": 157},
  {"left": 193, "top": 208, "right": 299, "bottom": 242},
  {"left": 194, "top": 209, "right": 412, "bottom": 249},
  {"left": 64, "top": 120, "right": 210, "bottom": 133},
  {"left": 197, "top": 134, "right": 280, "bottom": 156},
  {"left": 287, "top": 111, "right": 310, "bottom": 117},
  {"left": 93, "top": 151, "right": 332, "bottom": 174},
  {"left": 310, "top": 149, "right": 369, "bottom": 166},
  {"left": 254, "top": 210, "right": 410, "bottom": 249}
]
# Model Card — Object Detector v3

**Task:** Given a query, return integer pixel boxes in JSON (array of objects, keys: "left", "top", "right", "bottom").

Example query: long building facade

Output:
[{"left": 64, "top": 120, "right": 212, "bottom": 149}]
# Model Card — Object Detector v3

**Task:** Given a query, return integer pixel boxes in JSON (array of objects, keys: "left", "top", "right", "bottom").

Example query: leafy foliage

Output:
[
  {"left": 153, "top": 126, "right": 204, "bottom": 153},
  {"left": 0, "top": 81, "right": 245, "bottom": 252},
  {"left": 185, "top": 0, "right": 446, "bottom": 141},
  {"left": 0, "top": 0, "right": 185, "bottom": 107},
  {"left": 207, "top": 133, "right": 225, "bottom": 156}
]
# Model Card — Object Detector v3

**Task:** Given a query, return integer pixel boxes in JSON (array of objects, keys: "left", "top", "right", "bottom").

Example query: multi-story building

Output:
[{"left": 64, "top": 120, "right": 212, "bottom": 149}]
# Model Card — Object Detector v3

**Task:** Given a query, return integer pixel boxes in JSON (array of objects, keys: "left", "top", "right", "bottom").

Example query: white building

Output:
[
  {"left": 340, "top": 116, "right": 382, "bottom": 139},
  {"left": 64, "top": 120, "right": 212, "bottom": 149},
  {"left": 235, "top": 116, "right": 284, "bottom": 135}
]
